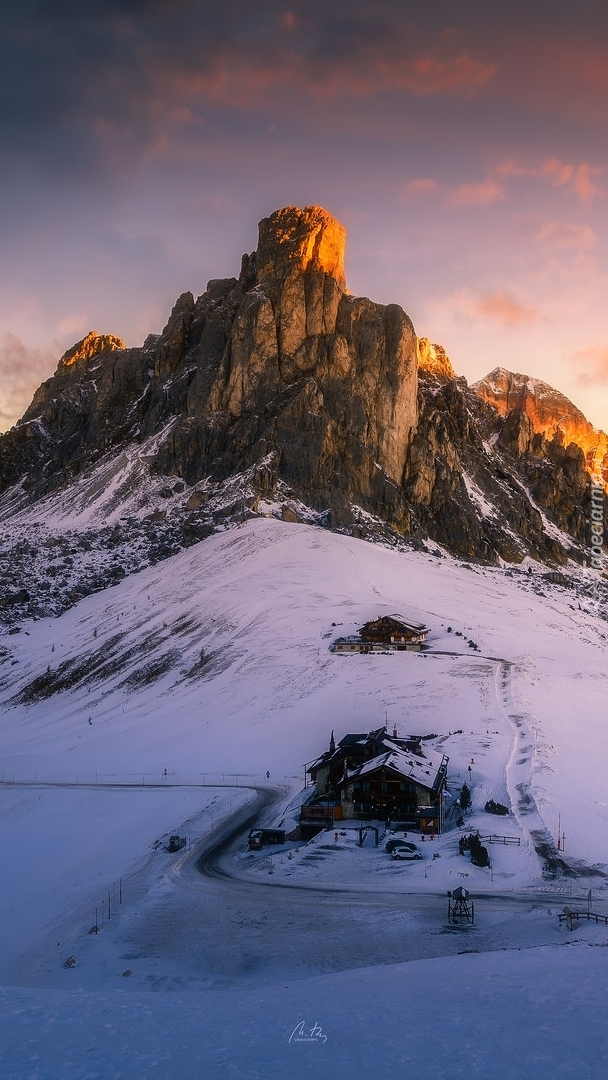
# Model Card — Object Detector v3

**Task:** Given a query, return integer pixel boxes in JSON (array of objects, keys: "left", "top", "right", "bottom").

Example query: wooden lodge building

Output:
[
  {"left": 300, "top": 727, "right": 448, "bottom": 838},
  {"left": 331, "top": 615, "right": 429, "bottom": 654}
]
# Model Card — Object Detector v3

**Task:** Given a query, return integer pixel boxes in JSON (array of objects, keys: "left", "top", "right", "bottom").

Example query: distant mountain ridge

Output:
[
  {"left": 473, "top": 367, "right": 608, "bottom": 468},
  {"left": 0, "top": 204, "right": 606, "bottom": 628}
]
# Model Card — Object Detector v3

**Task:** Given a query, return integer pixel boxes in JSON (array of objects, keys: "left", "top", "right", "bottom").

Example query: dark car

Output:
[
  {"left": 247, "top": 828, "right": 286, "bottom": 850},
  {"left": 385, "top": 838, "right": 419, "bottom": 854}
]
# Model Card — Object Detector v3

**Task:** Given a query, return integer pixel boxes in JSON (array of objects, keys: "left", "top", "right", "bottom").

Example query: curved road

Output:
[
  {"left": 192, "top": 783, "right": 596, "bottom": 907},
  {"left": 6, "top": 779, "right": 602, "bottom": 989},
  {"left": 124, "top": 782, "right": 607, "bottom": 989}
]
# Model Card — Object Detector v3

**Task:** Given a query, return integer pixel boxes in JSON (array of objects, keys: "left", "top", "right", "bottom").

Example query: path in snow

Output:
[{"left": 497, "top": 661, "right": 576, "bottom": 878}]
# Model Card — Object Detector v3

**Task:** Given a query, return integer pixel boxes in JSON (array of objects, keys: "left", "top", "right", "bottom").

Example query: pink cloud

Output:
[
  {"left": 448, "top": 288, "right": 540, "bottom": 327},
  {"left": 570, "top": 164, "right": 601, "bottom": 202},
  {"left": 573, "top": 345, "right": 608, "bottom": 385},
  {"left": 399, "top": 178, "right": 439, "bottom": 201},
  {"left": 0, "top": 332, "right": 57, "bottom": 431},
  {"left": 495, "top": 156, "right": 602, "bottom": 202},
  {"left": 403, "top": 53, "right": 497, "bottom": 97},
  {"left": 161, "top": 43, "right": 496, "bottom": 112},
  {"left": 541, "top": 159, "right": 601, "bottom": 201},
  {"left": 540, "top": 157, "right": 575, "bottom": 186},
  {"left": 536, "top": 222, "right": 597, "bottom": 250},
  {"left": 447, "top": 178, "right": 506, "bottom": 207},
  {"left": 476, "top": 290, "right": 540, "bottom": 326},
  {"left": 495, "top": 158, "right": 528, "bottom": 179}
]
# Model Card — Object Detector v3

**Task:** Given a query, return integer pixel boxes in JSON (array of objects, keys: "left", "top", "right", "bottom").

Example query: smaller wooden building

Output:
[
  {"left": 359, "top": 615, "right": 429, "bottom": 648},
  {"left": 331, "top": 615, "right": 429, "bottom": 653}
]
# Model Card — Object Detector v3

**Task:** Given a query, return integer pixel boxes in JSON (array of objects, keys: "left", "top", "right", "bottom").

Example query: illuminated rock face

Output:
[
  {"left": 474, "top": 367, "right": 608, "bottom": 477},
  {"left": 416, "top": 338, "right": 455, "bottom": 380},
  {"left": 256, "top": 205, "right": 347, "bottom": 290},
  {"left": 61, "top": 332, "right": 125, "bottom": 367}
]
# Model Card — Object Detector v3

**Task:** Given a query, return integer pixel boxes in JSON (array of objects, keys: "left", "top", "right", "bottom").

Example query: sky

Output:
[{"left": 2, "top": 0, "right": 608, "bottom": 431}]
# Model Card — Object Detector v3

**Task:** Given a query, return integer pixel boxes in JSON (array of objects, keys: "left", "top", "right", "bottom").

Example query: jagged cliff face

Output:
[
  {"left": 0, "top": 205, "right": 604, "bottom": 577},
  {"left": 474, "top": 368, "right": 608, "bottom": 476},
  {"left": 152, "top": 205, "right": 418, "bottom": 529},
  {"left": 0, "top": 205, "right": 418, "bottom": 532}
]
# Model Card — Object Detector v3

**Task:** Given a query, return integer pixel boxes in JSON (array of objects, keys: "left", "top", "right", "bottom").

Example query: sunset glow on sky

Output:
[{"left": 2, "top": 1, "right": 608, "bottom": 431}]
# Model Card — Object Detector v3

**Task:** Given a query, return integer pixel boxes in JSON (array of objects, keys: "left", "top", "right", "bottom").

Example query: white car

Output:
[{"left": 391, "top": 843, "right": 423, "bottom": 860}]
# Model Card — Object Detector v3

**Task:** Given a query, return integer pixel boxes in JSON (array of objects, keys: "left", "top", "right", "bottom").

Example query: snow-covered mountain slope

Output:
[
  {"left": 2, "top": 517, "right": 608, "bottom": 1078},
  {"left": 1, "top": 517, "right": 606, "bottom": 870}
]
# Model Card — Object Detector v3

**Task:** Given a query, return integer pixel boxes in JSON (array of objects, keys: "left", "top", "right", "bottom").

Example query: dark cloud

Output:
[
  {"left": 2, "top": 0, "right": 606, "bottom": 201},
  {"left": 0, "top": 2, "right": 498, "bottom": 184}
]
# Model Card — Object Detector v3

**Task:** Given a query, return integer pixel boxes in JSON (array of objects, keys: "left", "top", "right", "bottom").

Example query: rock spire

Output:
[{"left": 256, "top": 205, "right": 347, "bottom": 289}]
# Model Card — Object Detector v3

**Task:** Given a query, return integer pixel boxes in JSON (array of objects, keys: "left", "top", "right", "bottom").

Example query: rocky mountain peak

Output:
[
  {"left": 60, "top": 331, "right": 126, "bottom": 368},
  {"left": 416, "top": 338, "right": 455, "bottom": 380},
  {"left": 255, "top": 205, "right": 347, "bottom": 289},
  {"left": 473, "top": 367, "right": 608, "bottom": 473},
  {"left": 0, "top": 204, "right": 606, "bottom": 603}
]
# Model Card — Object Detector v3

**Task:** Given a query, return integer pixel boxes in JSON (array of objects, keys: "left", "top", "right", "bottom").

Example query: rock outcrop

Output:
[
  {"left": 60, "top": 331, "right": 126, "bottom": 368},
  {"left": 474, "top": 368, "right": 608, "bottom": 478},
  {"left": 256, "top": 205, "right": 347, "bottom": 289},
  {"left": 144, "top": 204, "right": 419, "bottom": 531},
  {"left": 416, "top": 338, "right": 455, "bottom": 380}
]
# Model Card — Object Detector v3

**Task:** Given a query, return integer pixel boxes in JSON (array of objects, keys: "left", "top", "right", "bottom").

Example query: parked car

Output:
[
  {"left": 391, "top": 843, "right": 423, "bottom": 860},
  {"left": 168, "top": 835, "right": 186, "bottom": 852},
  {"left": 385, "top": 838, "right": 418, "bottom": 854},
  {"left": 247, "top": 828, "right": 286, "bottom": 851}
]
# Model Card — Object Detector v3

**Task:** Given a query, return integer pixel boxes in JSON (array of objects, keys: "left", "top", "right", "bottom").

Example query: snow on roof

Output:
[
  {"left": 342, "top": 745, "right": 447, "bottom": 790},
  {"left": 363, "top": 614, "right": 429, "bottom": 633}
]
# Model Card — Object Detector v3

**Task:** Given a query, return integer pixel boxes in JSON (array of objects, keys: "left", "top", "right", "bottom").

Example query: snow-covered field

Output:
[{"left": 1, "top": 518, "right": 607, "bottom": 1078}]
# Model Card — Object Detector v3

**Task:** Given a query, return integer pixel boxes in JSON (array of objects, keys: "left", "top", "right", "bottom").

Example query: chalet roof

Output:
[
  {"left": 360, "top": 614, "right": 429, "bottom": 633},
  {"left": 338, "top": 727, "right": 386, "bottom": 747},
  {"left": 308, "top": 730, "right": 384, "bottom": 773},
  {"left": 340, "top": 745, "right": 448, "bottom": 793},
  {"left": 308, "top": 727, "right": 397, "bottom": 773},
  {"left": 307, "top": 728, "right": 443, "bottom": 781}
]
